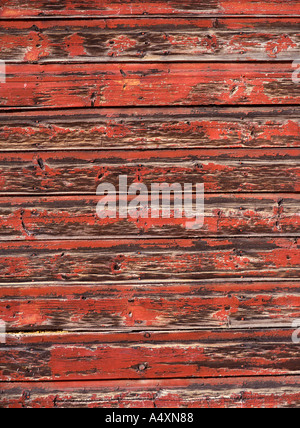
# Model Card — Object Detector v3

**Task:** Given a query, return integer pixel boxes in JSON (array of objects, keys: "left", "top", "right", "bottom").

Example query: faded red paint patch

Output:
[
  {"left": 64, "top": 33, "right": 86, "bottom": 57},
  {"left": 265, "top": 34, "right": 297, "bottom": 58}
]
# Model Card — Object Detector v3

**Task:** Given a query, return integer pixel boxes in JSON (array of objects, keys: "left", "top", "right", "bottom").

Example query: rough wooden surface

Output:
[
  {"left": 1, "top": 0, "right": 300, "bottom": 409},
  {"left": 0, "top": 194, "right": 298, "bottom": 239},
  {"left": 0, "top": 149, "right": 299, "bottom": 194},
  {"left": 0, "top": 107, "right": 299, "bottom": 151},
  {"left": 0, "top": 281, "right": 299, "bottom": 331},
  {"left": 0, "top": 238, "right": 299, "bottom": 283},
  {"left": 0, "top": 330, "right": 298, "bottom": 381},
  {"left": 1, "top": 376, "right": 300, "bottom": 408},
  {"left": 1, "top": 63, "right": 300, "bottom": 109},
  {"left": 1, "top": 18, "right": 300, "bottom": 63},
  {"left": 1, "top": 0, "right": 299, "bottom": 18}
]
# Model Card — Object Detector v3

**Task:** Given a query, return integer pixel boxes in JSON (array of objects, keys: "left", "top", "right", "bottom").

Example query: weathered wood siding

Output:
[{"left": 0, "top": 0, "right": 299, "bottom": 408}]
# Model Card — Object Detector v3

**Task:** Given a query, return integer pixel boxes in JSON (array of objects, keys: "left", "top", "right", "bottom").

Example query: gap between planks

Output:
[
  {"left": 2, "top": 104, "right": 300, "bottom": 114},
  {"left": 1, "top": 15, "right": 300, "bottom": 21}
]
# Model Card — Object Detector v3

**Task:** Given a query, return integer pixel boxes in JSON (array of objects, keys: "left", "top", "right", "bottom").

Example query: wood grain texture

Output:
[
  {"left": 0, "top": 149, "right": 299, "bottom": 195},
  {"left": 0, "top": 238, "right": 299, "bottom": 283},
  {"left": 1, "top": 0, "right": 300, "bottom": 407},
  {"left": 1, "top": 0, "right": 299, "bottom": 18},
  {"left": 1, "top": 376, "right": 300, "bottom": 408},
  {"left": 0, "top": 281, "right": 299, "bottom": 332},
  {"left": 1, "top": 18, "right": 300, "bottom": 63},
  {"left": 1, "top": 63, "right": 300, "bottom": 109},
  {"left": 0, "top": 330, "right": 299, "bottom": 381},
  {"left": 1, "top": 107, "right": 299, "bottom": 151},
  {"left": 0, "top": 194, "right": 298, "bottom": 239}
]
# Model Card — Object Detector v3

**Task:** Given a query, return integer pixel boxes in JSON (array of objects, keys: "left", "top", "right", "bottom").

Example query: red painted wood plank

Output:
[
  {"left": 0, "top": 194, "right": 298, "bottom": 239},
  {"left": 1, "top": 376, "right": 300, "bottom": 408},
  {"left": 0, "top": 281, "right": 299, "bottom": 331},
  {"left": 1, "top": 107, "right": 299, "bottom": 151},
  {"left": 0, "top": 149, "right": 299, "bottom": 194},
  {"left": 2, "top": 329, "right": 295, "bottom": 344},
  {"left": 1, "top": 18, "right": 300, "bottom": 62},
  {"left": 0, "top": 330, "right": 298, "bottom": 381},
  {"left": 0, "top": 238, "right": 298, "bottom": 282},
  {"left": 1, "top": 0, "right": 299, "bottom": 18},
  {"left": 1, "top": 63, "right": 300, "bottom": 109}
]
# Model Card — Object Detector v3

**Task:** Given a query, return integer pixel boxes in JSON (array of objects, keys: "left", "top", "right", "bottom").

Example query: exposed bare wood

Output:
[
  {"left": 1, "top": 376, "right": 300, "bottom": 408},
  {"left": 1, "top": 18, "right": 300, "bottom": 63},
  {"left": 0, "top": 280, "right": 299, "bottom": 331},
  {"left": 0, "top": 107, "right": 299, "bottom": 151},
  {"left": 1, "top": 1, "right": 299, "bottom": 407},
  {"left": 0, "top": 329, "right": 299, "bottom": 381},
  {"left": 0, "top": 149, "right": 299, "bottom": 195},
  {"left": 0, "top": 194, "right": 298, "bottom": 239},
  {"left": 1, "top": 63, "right": 300, "bottom": 109}
]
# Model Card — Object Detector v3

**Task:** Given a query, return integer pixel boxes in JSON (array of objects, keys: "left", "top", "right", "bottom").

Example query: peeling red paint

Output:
[
  {"left": 0, "top": 238, "right": 298, "bottom": 283},
  {"left": 0, "top": 329, "right": 299, "bottom": 382},
  {"left": 1, "top": 63, "right": 300, "bottom": 109},
  {"left": 265, "top": 34, "right": 297, "bottom": 58},
  {"left": 1, "top": 377, "right": 300, "bottom": 408},
  {"left": 1, "top": 2, "right": 299, "bottom": 408},
  {"left": 107, "top": 35, "right": 138, "bottom": 57}
]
